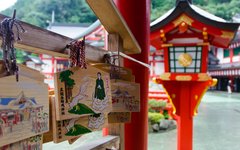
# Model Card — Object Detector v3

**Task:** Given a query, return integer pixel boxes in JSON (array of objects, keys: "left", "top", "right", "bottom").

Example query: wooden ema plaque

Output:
[
  {"left": 0, "top": 135, "right": 43, "bottom": 150},
  {"left": 54, "top": 66, "right": 112, "bottom": 120},
  {"left": 43, "top": 96, "right": 80, "bottom": 144},
  {"left": 50, "top": 97, "right": 108, "bottom": 143},
  {"left": 43, "top": 96, "right": 54, "bottom": 144},
  {"left": 0, "top": 75, "right": 49, "bottom": 147},
  {"left": 91, "top": 64, "right": 134, "bottom": 81},
  {"left": 108, "top": 112, "right": 131, "bottom": 123},
  {"left": 111, "top": 80, "right": 140, "bottom": 112}
]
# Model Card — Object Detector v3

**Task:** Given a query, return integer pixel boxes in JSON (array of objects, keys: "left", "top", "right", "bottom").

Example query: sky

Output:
[{"left": 0, "top": 0, "right": 17, "bottom": 11}]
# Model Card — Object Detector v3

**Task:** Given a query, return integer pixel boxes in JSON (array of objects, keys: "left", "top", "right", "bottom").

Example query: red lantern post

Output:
[{"left": 151, "top": 1, "right": 239, "bottom": 150}]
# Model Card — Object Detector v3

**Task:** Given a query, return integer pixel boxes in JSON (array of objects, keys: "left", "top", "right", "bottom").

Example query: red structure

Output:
[
  {"left": 208, "top": 29, "right": 240, "bottom": 92},
  {"left": 115, "top": 0, "right": 150, "bottom": 150},
  {"left": 150, "top": 0, "right": 239, "bottom": 150}
]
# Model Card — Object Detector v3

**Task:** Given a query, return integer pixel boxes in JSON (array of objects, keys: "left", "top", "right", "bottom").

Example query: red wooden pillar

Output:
[
  {"left": 115, "top": 0, "right": 150, "bottom": 150},
  {"left": 177, "top": 82, "right": 193, "bottom": 150},
  {"left": 230, "top": 48, "right": 234, "bottom": 63}
]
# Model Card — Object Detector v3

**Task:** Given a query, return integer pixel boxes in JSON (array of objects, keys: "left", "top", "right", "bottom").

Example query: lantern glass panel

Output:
[{"left": 168, "top": 46, "right": 202, "bottom": 73}]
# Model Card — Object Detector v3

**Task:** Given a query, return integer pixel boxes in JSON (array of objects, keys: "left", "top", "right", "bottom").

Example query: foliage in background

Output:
[
  {"left": 16, "top": 49, "right": 26, "bottom": 63},
  {"left": 2, "top": 0, "right": 97, "bottom": 27},
  {"left": 0, "top": 48, "right": 26, "bottom": 63},
  {"left": 151, "top": 0, "right": 240, "bottom": 21},
  {"left": 1, "top": 0, "right": 238, "bottom": 63},
  {"left": 151, "top": 0, "right": 175, "bottom": 21},
  {"left": 148, "top": 112, "right": 165, "bottom": 124},
  {"left": 1, "top": 0, "right": 239, "bottom": 29},
  {"left": 163, "top": 110, "right": 169, "bottom": 119},
  {"left": 148, "top": 99, "right": 167, "bottom": 108},
  {"left": 0, "top": 50, "right": 2, "bottom": 59}
]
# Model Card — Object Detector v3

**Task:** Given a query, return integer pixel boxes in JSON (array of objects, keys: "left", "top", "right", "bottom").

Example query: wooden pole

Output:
[
  {"left": 115, "top": 0, "right": 150, "bottom": 150},
  {"left": 107, "top": 33, "right": 125, "bottom": 150}
]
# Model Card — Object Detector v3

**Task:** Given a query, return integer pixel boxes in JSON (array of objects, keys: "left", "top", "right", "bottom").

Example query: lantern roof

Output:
[{"left": 150, "top": 0, "right": 240, "bottom": 48}]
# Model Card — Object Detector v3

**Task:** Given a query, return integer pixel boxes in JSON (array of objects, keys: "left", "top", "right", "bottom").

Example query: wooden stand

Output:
[{"left": 107, "top": 34, "right": 125, "bottom": 150}]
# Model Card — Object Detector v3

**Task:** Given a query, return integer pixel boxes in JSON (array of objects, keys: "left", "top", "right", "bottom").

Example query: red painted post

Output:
[
  {"left": 115, "top": 0, "right": 150, "bottom": 150},
  {"left": 102, "top": 127, "right": 108, "bottom": 137},
  {"left": 177, "top": 82, "right": 193, "bottom": 150},
  {"left": 230, "top": 48, "right": 233, "bottom": 63},
  {"left": 201, "top": 46, "right": 209, "bottom": 72}
]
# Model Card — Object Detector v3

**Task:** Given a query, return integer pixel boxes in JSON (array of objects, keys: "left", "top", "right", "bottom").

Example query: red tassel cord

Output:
[{"left": 68, "top": 37, "right": 87, "bottom": 69}]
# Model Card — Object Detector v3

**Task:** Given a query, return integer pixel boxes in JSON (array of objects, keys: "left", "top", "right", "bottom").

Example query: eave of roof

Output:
[
  {"left": 50, "top": 22, "right": 91, "bottom": 27},
  {"left": 73, "top": 20, "right": 101, "bottom": 39},
  {"left": 150, "top": 0, "right": 239, "bottom": 32}
]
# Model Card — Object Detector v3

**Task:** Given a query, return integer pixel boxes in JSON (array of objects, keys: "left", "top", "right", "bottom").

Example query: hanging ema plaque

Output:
[
  {"left": 54, "top": 66, "right": 112, "bottom": 120},
  {"left": 0, "top": 75, "right": 49, "bottom": 147},
  {"left": 111, "top": 80, "right": 140, "bottom": 112},
  {"left": 1, "top": 135, "right": 43, "bottom": 150},
  {"left": 50, "top": 97, "right": 108, "bottom": 143}
]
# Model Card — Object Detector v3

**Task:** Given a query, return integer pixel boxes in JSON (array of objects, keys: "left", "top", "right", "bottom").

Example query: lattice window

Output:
[{"left": 168, "top": 46, "right": 202, "bottom": 73}]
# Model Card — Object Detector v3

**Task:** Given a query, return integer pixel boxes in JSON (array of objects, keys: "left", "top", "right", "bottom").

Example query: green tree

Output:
[
  {"left": 59, "top": 70, "right": 75, "bottom": 101},
  {"left": 1, "top": 0, "right": 239, "bottom": 27},
  {"left": 2, "top": 0, "right": 97, "bottom": 27},
  {"left": 201, "top": 0, "right": 240, "bottom": 21},
  {"left": 151, "top": 0, "right": 240, "bottom": 22}
]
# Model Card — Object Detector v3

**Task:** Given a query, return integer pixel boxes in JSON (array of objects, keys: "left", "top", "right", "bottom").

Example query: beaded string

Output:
[
  {"left": 68, "top": 41, "right": 79, "bottom": 67},
  {"left": 79, "top": 37, "right": 87, "bottom": 69},
  {"left": 0, "top": 10, "right": 25, "bottom": 81},
  {"left": 68, "top": 37, "right": 86, "bottom": 69}
]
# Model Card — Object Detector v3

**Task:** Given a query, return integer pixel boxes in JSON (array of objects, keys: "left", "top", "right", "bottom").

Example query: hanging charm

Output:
[
  {"left": 0, "top": 9, "right": 25, "bottom": 81},
  {"left": 68, "top": 37, "right": 87, "bottom": 69}
]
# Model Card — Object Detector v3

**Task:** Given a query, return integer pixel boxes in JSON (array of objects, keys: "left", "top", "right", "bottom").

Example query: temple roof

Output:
[{"left": 151, "top": 0, "right": 239, "bottom": 32}]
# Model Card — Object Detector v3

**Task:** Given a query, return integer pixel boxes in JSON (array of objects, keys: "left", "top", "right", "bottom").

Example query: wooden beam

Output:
[
  {"left": 166, "top": 33, "right": 203, "bottom": 41},
  {"left": 76, "top": 136, "right": 120, "bottom": 149},
  {"left": 107, "top": 33, "right": 125, "bottom": 150},
  {"left": 0, "top": 14, "right": 71, "bottom": 53},
  {"left": 86, "top": 0, "right": 141, "bottom": 54},
  {"left": 0, "top": 14, "right": 108, "bottom": 62},
  {"left": 14, "top": 41, "right": 69, "bottom": 58},
  {"left": 0, "top": 39, "right": 108, "bottom": 62}
]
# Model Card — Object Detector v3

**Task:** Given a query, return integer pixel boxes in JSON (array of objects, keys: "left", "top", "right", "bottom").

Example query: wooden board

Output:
[
  {"left": 0, "top": 135, "right": 43, "bottom": 150},
  {"left": 0, "top": 14, "right": 108, "bottom": 62},
  {"left": 111, "top": 80, "right": 140, "bottom": 112},
  {"left": 50, "top": 97, "right": 108, "bottom": 143},
  {"left": 108, "top": 112, "right": 131, "bottom": 123},
  {"left": 91, "top": 63, "right": 134, "bottom": 81},
  {"left": 43, "top": 96, "right": 81, "bottom": 145},
  {"left": 18, "top": 64, "right": 45, "bottom": 82},
  {"left": 0, "top": 61, "right": 6, "bottom": 78},
  {"left": 75, "top": 135, "right": 120, "bottom": 150},
  {"left": 43, "top": 97, "right": 54, "bottom": 144},
  {"left": 0, "top": 75, "right": 49, "bottom": 147},
  {"left": 86, "top": 0, "right": 141, "bottom": 54},
  {"left": 0, "top": 14, "right": 71, "bottom": 55},
  {"left": 0, "top": 61, "right": 45, "bottom": 82},
  {"left": 68, "top": 136, "right": 81, "bottom": 145},
  {"left": 54, "top": 66, "right": 112, "bottom": 120}
]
